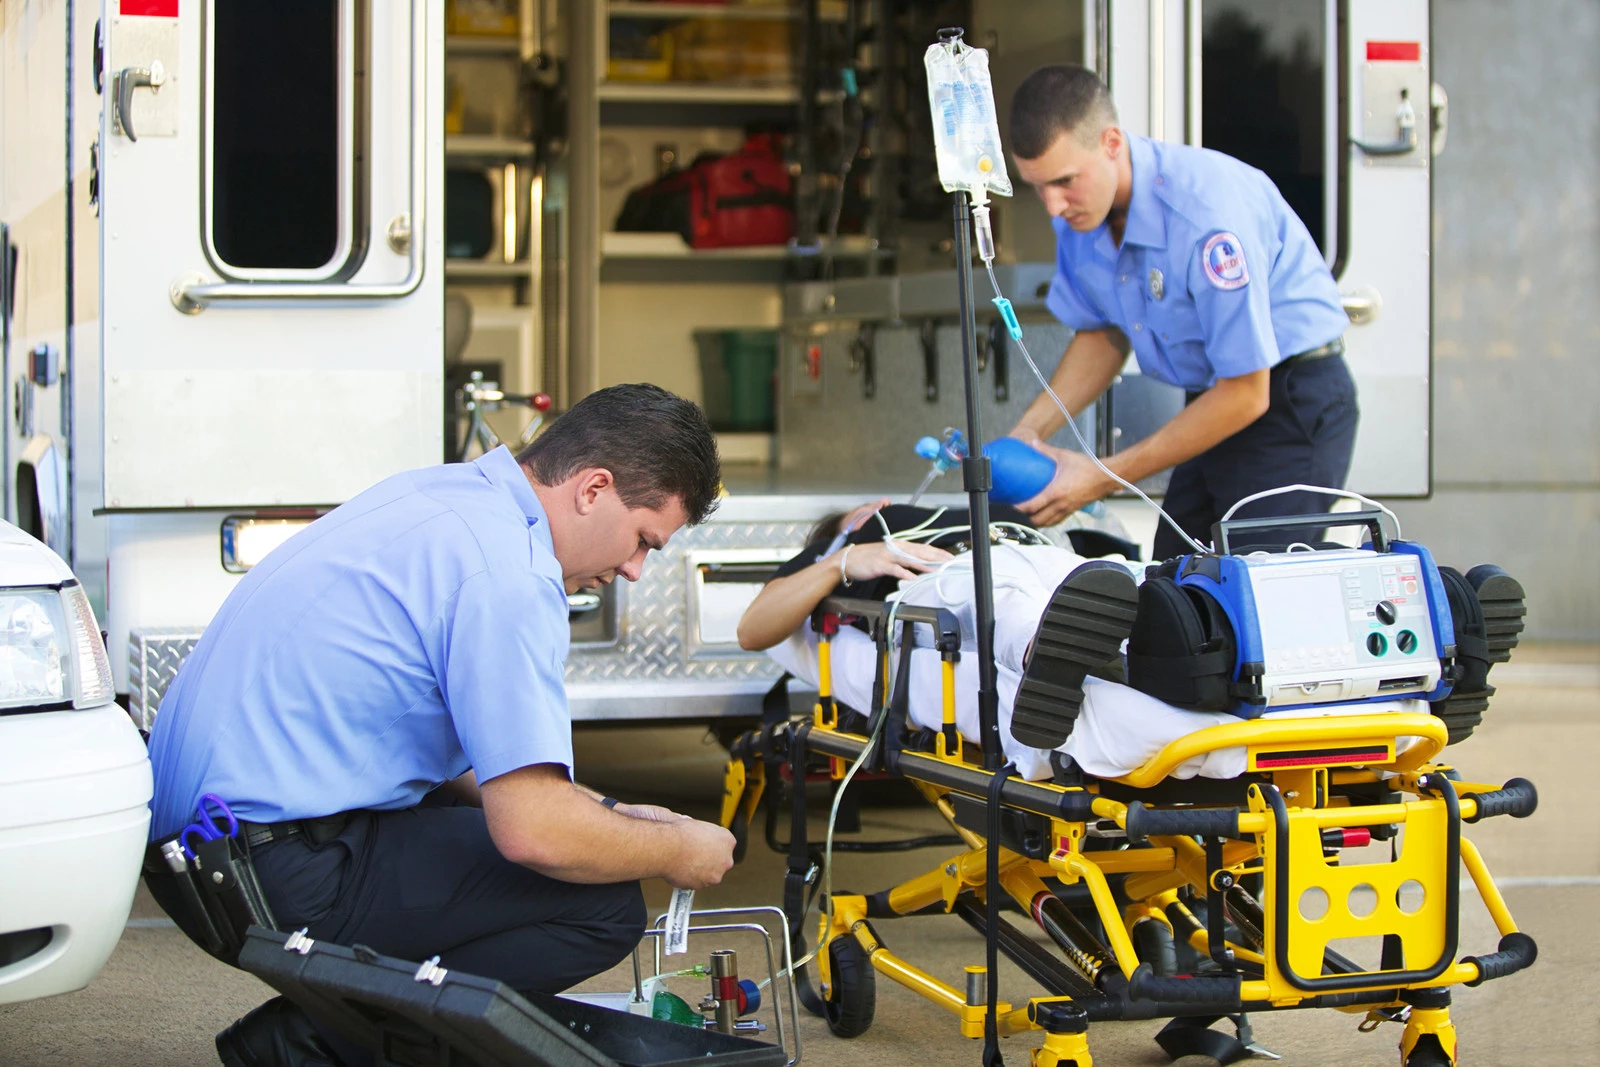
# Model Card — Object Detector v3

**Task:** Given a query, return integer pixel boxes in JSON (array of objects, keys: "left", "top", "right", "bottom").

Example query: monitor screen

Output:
[{"left": 1256, "top": 572, "right": 1348, "bottom": 654}]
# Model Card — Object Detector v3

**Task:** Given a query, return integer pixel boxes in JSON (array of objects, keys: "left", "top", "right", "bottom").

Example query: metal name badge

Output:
[{"left": 1148, "top": 268, "right": 1165, "bottom": 301}]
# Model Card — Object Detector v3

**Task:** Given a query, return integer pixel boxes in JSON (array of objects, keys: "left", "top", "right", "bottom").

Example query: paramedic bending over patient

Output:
[{"left": 1004, "top": 66, "right": 1358, "bottom": 558}]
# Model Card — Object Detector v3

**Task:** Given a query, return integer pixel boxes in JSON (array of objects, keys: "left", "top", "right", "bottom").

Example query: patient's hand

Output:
[
  {"left": 838, "top": 498, "right": 891, "bottom": 536},
  {"left": 844, "top": 540, "right": 951, "bottom": 584}
]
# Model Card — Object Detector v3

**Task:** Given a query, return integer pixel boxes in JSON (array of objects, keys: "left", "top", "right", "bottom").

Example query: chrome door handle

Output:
[
  {"left": 1353, "top": 87, "right": 1419, "bottom": 157},
  {"left": 567, "top": 592, "right": 603, "bottom": 614},
  {"left": 114, "top": 61, "right": 166, "bottom": 143},
  {"left": 1341, "top": 287, "right": 1382, "bottom": 326}
]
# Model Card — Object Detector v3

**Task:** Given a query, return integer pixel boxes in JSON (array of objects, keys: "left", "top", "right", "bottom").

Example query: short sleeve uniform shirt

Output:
[
  {"left": 1046, "top": 135, "right": 1349, "bottom": 392},
  {"left": 146, "top": 447, "right": 572, "bottom": 839}
]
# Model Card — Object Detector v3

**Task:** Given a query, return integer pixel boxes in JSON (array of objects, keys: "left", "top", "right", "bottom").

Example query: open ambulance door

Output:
[
  {"left": 97, "top": 0, "right": 444, "bottom": 511},
  {"left": 1099, "top": 0, "right": 1435, "bottom": 497}
]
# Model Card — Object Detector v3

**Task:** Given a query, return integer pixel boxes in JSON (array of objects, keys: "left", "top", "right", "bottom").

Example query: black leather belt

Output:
[
  {"left": 240, "top": 813, "right": 356, "bottom": 850},
  {"left": 1278, "top": 336, "right": 1345, "bottom": 367}
]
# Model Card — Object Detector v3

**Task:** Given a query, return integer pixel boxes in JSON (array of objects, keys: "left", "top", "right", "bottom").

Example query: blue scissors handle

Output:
[
  {"left": 179, "top": 793, "right": 238, "bottom": 859},
  {"left": 195, "top": 793, "right": 239, "bottom": 838}
]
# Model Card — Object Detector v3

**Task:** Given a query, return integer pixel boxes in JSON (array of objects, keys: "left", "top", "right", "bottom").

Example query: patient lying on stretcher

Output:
[{"left": 739, "top": 504, "right": 1521, "bottom": 783}]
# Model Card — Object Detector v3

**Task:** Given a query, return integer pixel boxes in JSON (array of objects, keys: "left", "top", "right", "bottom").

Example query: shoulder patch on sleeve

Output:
[{"left": 1201, "top": 231, "right": 1250, "bottom": 291}]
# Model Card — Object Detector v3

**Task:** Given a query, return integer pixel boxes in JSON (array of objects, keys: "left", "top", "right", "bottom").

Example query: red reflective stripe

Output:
[
  {"left": 121, "top": 0, "right": 179, "bottom": 15},
  {"left": 1366, "top": 40, "right": 1421, "bottom": 62},
  {"left": 1255, "top": 747, "right": 1390, "bottom": 769}
]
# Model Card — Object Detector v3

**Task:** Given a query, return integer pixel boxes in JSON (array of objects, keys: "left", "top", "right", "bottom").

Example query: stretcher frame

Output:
[
  {"left": 718, "top": 185, "right": 1537, "bottom": 1065},
  {"left": 722, "top": 596, "right": 1539, "bottom": 1066}
]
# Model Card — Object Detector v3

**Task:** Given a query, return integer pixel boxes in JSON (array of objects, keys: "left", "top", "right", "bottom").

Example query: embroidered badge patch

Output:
[{"left": 1201, "top": 232, "right": 1249, "bottom": 291}]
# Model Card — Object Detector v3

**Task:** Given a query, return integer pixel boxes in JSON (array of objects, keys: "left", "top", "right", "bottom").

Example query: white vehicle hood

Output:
[{"left": 0, "top": 520, "right": 75, "bottom": 586}]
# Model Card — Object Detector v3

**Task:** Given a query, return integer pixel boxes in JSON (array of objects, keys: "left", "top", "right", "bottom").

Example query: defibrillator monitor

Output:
[{"left": 1175, "top": 537, "right": 1456, "bottom": 716}]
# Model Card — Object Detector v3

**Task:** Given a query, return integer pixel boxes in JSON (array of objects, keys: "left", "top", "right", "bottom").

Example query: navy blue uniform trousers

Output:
[
  {"left": 1153, "top": 352, "right": 1359, "bottom": 561},
  {"left": 249, "top": 801, "right": 646, "bottom": 994}
]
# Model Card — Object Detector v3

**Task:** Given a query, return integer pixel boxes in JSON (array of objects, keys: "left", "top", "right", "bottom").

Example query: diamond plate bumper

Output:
[{"left": 124, "top": 512, "right": 842, "bottom": 725}]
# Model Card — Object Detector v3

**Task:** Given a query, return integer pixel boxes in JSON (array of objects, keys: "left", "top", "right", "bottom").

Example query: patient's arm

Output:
[{"left": 737, "top": 540, "right": 950, "bottom": 651}]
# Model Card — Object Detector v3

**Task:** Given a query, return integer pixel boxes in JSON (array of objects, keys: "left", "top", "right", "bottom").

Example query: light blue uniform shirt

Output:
[
  {"left": 1046, "top": 135, "right": 1348, "bottom": 392},
  {"left": 147, "top": 447, "right": 572, "bottom": 839}
]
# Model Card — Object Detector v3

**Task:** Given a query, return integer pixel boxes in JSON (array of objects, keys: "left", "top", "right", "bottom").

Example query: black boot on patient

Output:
[
  {"left": 1431, "top": 564, "right": 1527, "bottom": 745},
  {"left": 1013, "top": 561, "right": 1140, "bottom": 749}
]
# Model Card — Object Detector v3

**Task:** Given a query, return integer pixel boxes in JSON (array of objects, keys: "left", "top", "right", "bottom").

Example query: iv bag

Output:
[{"left": 924, "top": 37, "right": 1013, "bottom": 199}]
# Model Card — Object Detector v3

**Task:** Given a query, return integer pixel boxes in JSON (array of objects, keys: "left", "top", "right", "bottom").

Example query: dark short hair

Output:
[
  {"left": 1009, "top": 65, "right": 1119, "bottom": 159},
  {"left": 517, "top": 383, "right": 721, "bottom": 525}
]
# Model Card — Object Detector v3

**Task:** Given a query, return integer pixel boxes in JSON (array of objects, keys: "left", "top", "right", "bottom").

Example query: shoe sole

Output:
[
  {"left": 1012, "top": 562, "right": 1139, "bottom": 750},
  {"left": 1434, "top": 565, "right": 1526, "bottom": 745},
  {"left": 1466, "top": 564, "right": 1527, "bottom": 664}
]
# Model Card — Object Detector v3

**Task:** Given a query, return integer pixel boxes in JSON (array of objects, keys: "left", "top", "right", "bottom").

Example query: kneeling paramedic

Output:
[
  {"left": 144, "top": 383, "right": 737, "bottom": 1066},
  {"left": 1005, "top": 66, "right": 1359, "bottom": 558}
]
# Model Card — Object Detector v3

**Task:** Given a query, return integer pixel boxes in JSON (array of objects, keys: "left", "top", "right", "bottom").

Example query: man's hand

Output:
[
  {"left": 1009, "top": 426, "right": 1045, "bottom": 449},
  {"left": 1016, "top": 445, "right": 1115, "bottom": 527},
  {"left": 664, "top": 819, "right": 738, "bottom": 890}
]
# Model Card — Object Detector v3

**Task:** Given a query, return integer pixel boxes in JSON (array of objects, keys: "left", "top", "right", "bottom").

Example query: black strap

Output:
[{"left": 1125, "top": 647, "right": 1235, "bottom": 684}]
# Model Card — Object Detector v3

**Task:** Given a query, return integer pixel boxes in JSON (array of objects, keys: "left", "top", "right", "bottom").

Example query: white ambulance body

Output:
[{"left": 0, "top": 0, "right": 1437, "bottom": 725}]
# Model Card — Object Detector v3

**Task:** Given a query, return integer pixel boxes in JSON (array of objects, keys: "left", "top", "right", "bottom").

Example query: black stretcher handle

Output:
[
  {"left": 1463, "top": 931, "right": 1538, "bottom": 986},
  {"left": 1461, "top": 778, "right": 1538, "bottom": 823},
  {"left": 1124, "top": 802, "right": 1242, "bottom": 845},
  {"left": 1212, "top": 508, "right": 1389, "bottom": 555},
  {"left": 1127, "top": 963, "right": 1243, "bottom": 1008}
]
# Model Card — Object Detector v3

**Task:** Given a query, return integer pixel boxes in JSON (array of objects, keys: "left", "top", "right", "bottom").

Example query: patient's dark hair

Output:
[
  {"left": 517, "top": 383, "right": 721, "bottom": 525},
  {"left": 1009, "top": 64, "right": 1120, "bottom": 159}
]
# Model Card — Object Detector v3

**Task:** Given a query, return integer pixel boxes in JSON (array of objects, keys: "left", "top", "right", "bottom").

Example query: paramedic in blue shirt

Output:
[
  {"left": 145, "top": 383, "right": 733, "bottom": 1066},
  {"left": 1004, "top": 65, "right": 1358, "bottom": 559}
]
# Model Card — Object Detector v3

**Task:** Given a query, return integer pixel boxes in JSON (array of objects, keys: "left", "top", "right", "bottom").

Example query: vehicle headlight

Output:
[{"left": 0, "top": 582, "right": 115, "bottom": 711}]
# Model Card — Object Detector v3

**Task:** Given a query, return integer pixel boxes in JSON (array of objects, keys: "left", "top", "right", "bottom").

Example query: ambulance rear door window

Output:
[
  {"left": 1202, "top": 1, "right": 1336, "bottom": 266},
  {"left": 210, "top": 0, "right": 340, "bottom": 271}
]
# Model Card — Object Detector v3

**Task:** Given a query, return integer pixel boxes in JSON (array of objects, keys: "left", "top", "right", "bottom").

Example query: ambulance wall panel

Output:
[{"left": 1393, "top": 0, "right": 1600, "bottom": 640}]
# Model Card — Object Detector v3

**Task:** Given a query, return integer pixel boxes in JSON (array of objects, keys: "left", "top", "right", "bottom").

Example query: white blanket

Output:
[{"left": 767, "top": 545, "right": 1424, "bottom": 781}]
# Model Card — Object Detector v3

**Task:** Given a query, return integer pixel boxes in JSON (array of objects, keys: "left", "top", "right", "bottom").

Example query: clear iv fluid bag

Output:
[{"left": 925, "top": 38, "right": 1013, "bottom": 199}]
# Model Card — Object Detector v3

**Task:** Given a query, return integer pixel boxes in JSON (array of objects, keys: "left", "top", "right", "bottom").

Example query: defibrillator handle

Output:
[{"left": 1211, "top": 509, "right": 1389, "bottom": 556}]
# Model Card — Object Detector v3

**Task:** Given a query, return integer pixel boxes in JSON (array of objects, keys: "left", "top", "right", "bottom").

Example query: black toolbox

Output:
[{"left": 236, "top": 927, "right": 787, "bottom": 1067}]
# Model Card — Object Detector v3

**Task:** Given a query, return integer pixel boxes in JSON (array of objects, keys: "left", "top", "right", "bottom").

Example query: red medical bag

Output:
[{"left": 615, "top": 134, "right": 794, "bottom": 249}]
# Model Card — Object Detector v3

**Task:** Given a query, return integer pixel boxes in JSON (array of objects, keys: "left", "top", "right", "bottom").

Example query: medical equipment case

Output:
[{"left": 236, "top": 927, "right": 787, "bottom": 1067}]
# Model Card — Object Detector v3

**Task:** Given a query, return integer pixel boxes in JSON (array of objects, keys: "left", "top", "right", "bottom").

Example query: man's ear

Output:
[
  {"left": 1101, "top": 124, "right": 1124, "bottom": 159},
  {"left": 572, "top": 468, "right": 616, "bottom": 516}
]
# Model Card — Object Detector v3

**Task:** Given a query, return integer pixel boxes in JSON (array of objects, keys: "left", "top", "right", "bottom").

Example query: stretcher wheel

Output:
[
  {"left": 823, "top": 935, "right": 876, "bottom": 1038},
  {"left": 1403, "top": 1037, "right": 1455, "bottom": 1067}
]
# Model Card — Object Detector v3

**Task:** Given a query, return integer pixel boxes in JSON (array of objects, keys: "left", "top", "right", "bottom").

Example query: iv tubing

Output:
[{"left": 970, "top": 204, "right": 1212, "bottom": 556}]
